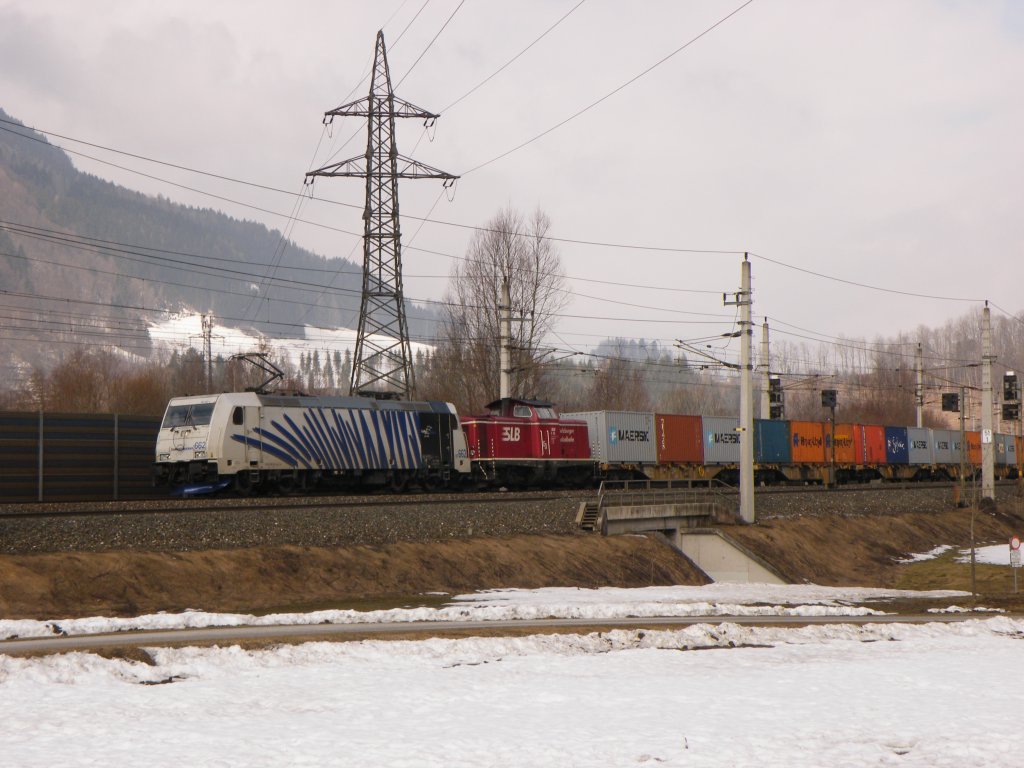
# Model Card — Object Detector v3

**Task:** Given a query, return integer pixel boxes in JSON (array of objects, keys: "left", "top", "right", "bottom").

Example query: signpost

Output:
[{"left": 1011, "top": 535, "right": 1022, "bottom": 593}]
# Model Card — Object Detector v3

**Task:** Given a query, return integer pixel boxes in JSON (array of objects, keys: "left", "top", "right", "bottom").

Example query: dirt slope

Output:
[
  {"left": 3, "top": 504, "right": 1022, "bottom": 621},
  {"left": 725, "top": 505, "right": 1024, "bottom": 586},
  {"left": 0, "top": 534, "right": 708, "bottom": 620}
]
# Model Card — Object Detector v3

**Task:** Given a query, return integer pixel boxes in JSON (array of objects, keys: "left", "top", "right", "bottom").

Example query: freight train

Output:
[{"left": 153, "top": 393, "right": 1020, "bottom": 494}]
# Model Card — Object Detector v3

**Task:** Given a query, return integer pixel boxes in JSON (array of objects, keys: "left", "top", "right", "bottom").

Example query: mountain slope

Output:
[{"left": 0, "top": 108, "right": 438, "bottom": 372}]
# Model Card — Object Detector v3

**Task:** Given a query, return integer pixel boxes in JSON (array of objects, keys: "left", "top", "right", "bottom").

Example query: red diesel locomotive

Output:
[{"left": 459, "top": 398, "right": 594, "bottom": 487}]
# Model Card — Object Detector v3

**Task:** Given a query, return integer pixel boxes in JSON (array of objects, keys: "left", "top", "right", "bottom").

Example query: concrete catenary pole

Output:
[
  {"left": 202, "top": 312, "right": 213, "bottom": 394},
  {"left": 759, "top": 319, "right": 770, "bottom": 421},
  {"left": 915, "top": 342, "right": 923, "bottom": 429},
  {"left": 499, "top": 278, "right": 512, "bottom": 400},
  {"left": 739, "top": 257, "right": 755, "bottom": 523},
  {"left": 982, "top": 302, "right": 995, "bottom": 499}
]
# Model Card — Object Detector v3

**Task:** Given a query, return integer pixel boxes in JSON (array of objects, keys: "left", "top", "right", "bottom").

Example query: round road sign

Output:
[{"left": 1011, "top": 535, "right": 1021, "bottom": 551}]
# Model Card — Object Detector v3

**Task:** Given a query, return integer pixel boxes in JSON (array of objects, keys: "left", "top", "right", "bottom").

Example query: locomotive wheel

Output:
[
  {"left": 389, "top": 472, "right": 410, "bottom": 493},
  {"left": 233, "top": 471, "right": 254, "bottom": 496},
  {"left": 274, "top": 471, "right": 297, "bottom": 494},
  {"left": 422, "top": 474, "right": 446, "bottom": 492}
]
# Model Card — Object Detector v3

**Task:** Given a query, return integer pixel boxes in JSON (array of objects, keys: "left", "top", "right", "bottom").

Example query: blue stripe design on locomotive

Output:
[
  {"left": 330, "top": 410, "right": 357, "bottom": 467},
  {"left": 229, "top": 435, "right": 301, "bottom": 467},
  {"left": 230, "top": 406, "right": 426, "bottom": 472},
  {"left": 313, "top": 409, "right": 341, "bottom": 468},
  {"left": 304, "top": 420, "right": 330, "bottom": 466},
  {"left": 341, "top": 412, "right": 369, "bottom": 466},
  {"left": 271, "top": 418, "right": 312, "bottom": 463},
  {"left": 284, "top": 413, "right": 320, "bottom": 463},
  {"left": 360, "top": 411, "right": 381, "bottom": 466},
  {"left": 264, "top": 428, "right": 315, "bottom": 468}
]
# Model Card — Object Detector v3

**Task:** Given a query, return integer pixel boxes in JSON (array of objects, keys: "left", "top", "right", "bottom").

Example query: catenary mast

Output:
[{"left": 306, "top": 31, "right": 457, "bottom": 398}]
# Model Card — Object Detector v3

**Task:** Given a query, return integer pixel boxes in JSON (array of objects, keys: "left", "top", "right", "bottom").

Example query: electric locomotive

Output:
[{"left": 153, "top": 391, "right": 470, "bottom": 494}]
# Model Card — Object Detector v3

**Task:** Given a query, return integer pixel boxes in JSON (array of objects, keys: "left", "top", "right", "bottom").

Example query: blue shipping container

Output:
[
  {"left": 754, "top": 419, "right": 790, "bottom": 463},
  {"left": 885, "top": 426, "right": 910, "bottom": 464}
]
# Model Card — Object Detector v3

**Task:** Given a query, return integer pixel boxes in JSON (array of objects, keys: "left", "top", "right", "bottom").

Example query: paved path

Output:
[{"left": 0, "top": 613, "right": 981, "bottom": 656}]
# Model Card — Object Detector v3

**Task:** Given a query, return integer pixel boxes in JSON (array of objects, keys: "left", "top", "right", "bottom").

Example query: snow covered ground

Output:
[
  {"left": 148, "top": 313, "right": 432, "bottom": 370},
  {"left": 958, "top": 544, "right": 1021, "bottom": 566},
  {"left": 3, "top": 584, "right": 1023, "bottom": 766},
  {"left": 0, "top": 583, "right": 973, "bottom": 641}
]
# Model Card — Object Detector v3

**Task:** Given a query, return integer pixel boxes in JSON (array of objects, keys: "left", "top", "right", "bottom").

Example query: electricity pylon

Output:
[{"left": 306, "top": 30, "right": 457, "bottom": 398}]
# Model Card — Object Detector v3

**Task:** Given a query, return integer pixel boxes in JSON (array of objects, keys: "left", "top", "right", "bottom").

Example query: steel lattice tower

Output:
[{"left": 307, "top": 31, "right": 457, "bottom": 398}]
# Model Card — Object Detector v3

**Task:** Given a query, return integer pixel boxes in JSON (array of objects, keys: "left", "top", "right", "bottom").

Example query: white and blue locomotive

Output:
[{"left": 153, "top": 392, "right": 470, "bottom": 494}]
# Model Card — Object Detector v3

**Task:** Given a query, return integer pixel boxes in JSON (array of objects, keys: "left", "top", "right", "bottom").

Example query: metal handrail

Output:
[{"left": 595, "top": 478, "right": 737, "bottom": 518}]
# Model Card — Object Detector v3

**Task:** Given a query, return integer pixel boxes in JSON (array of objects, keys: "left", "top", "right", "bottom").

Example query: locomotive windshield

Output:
[{"left": 162, "top": 401, "right": 216, "bottom": 429}]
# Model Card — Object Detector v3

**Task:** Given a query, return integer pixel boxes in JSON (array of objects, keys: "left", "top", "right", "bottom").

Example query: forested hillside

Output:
[{"left": 0, "top": 108, "right": 437, "bottom": 376}]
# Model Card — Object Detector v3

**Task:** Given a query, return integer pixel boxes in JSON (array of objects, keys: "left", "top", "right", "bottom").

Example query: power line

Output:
[
  {"left": 395, "top": 0, "right": 466, "bottom": 89},
  {"left": 440, "top": 0, "right": 589, "bottom": 113},
  {"left": 460, "top": 0, "right": 757, "bottom": 175},
  {"left": 0, "top": 117, "right": 743, "bottom": 259},
  {"left": 749, "top": 251, "right": 986, "bottom": 303}
]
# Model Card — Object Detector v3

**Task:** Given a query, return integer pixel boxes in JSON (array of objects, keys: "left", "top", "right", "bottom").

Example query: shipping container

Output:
[
  {"left": 855, "top": 425, "right": 887, "bottom": 465},
  {"left": 563, "top": 410, "right": 657, "bottom": 465},
  {"left": 831, "top": 423, "right": 857, "bottom": 464},
  {"left": 949, "top": 432, "right": 968, "bottom": 466},
  {"left": 702, "top": 416, "right": 741, "bottom": 465},
  {"left": 995, "top": 433, "right": 1007, "bottom": 465},
  {"left": 789, "top": 420, "right": 826, "bottom": 464},
  {"left": 932, "top": 429, "right": 956, "bottom": 465},
  {"left": 967, "top": 431, "right": 981, "bottom": 465},
  {"left": 655, "top": 413, "right": 703, "bottom": 464},
  {"left": 754, "top": 419, "right": 790, "bottom": 464},
  {"left": 906, "top": 427, "right": 933, "bottom": 466},
  {"left": 996, "top": 433, "right": 1017, "bottom": 466},
  {"left": 885, "top": 426, "right": 910, "bottom": 464}
]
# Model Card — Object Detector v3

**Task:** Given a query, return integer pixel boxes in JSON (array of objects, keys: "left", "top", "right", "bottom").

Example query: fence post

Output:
[
  {"left": 37, "top": 410, "right": 44, "bottom": 502},
  {"left": 113, "top": 413, "right": 120, "bottom": 501}
]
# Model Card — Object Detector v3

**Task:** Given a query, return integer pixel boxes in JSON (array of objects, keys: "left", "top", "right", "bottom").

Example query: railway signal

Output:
[
  {"left": 1003, "top": 372, "right": 1019, "bottom": 402},
  {"left": 821, "top": 389, "right": 838, "bottom": 488},
  {"left": 768, "top": 376, "right": 784, "bottom": 419},
  {"left": 941, "top": 392, "right": 959, "bottom": 412}
]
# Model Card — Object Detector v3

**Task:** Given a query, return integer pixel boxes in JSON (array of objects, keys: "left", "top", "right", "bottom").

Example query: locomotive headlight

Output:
[
  {"left": 194, "top": 450, "right": 207, "bottom": 459},
  {"left": 159, "top": 453, "right": 170, "bottom": 462}
]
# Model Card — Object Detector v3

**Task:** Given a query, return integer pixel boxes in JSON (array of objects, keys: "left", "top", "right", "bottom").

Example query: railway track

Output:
[
  {"left": 0, "top": 479, "right": 1010, "bottom": 520},
  {"left": 0, "top": 490, "right": 575, "bottom": 520}
]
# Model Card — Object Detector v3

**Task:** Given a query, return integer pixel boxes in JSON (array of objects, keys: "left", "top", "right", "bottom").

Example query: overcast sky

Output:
[{"left": 1, "top": 0, "right": 1022, "bottom": 367}]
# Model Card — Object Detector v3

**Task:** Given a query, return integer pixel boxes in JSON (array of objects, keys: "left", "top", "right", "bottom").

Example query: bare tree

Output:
[{"left": 421, "top": 207, "right": 570, "bottom": 413}]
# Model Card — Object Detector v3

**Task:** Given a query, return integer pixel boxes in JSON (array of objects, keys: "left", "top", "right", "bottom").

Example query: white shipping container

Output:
[
  {"left": 996, "top": 433, "right": 1016, "bottom": 466},
  {"left": 702, "top": 416, "right": 741, "bottom": 465},
  {"left": 562, "top": 411, "right": 657, "bottom": 465},
  {"left": 907, "top": 427, "right": 934, "bottom": 466},
  {"left": 932, "top": 429, "right": 956, "bottom": 465}
]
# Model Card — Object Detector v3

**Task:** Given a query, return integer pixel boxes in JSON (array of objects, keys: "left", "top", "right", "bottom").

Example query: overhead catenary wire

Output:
[{"left": 459, "top": 0, "right": 758, "bottom": 176}]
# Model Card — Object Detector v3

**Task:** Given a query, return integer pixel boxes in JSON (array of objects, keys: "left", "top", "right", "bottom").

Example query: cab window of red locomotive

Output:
[
  {"left": 513, "top": 405, "right": 532, "bottom": 418},
  {"left": 536, "top": 407, "right": 555, "bottom": 419},
  {"left": 232, "top": 406, "right": 243, "bottom": 426}
]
